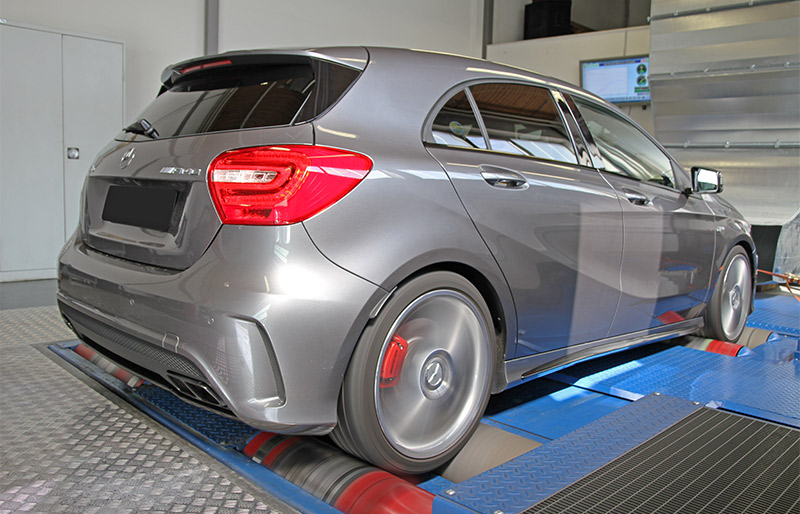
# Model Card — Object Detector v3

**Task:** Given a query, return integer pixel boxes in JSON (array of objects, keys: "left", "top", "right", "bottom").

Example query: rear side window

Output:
[
  {"left": 469, "top": 83, "right": 577, "bottom": 164},
  {"left": 431, "top": 90, "right": 487, "bottom": 149},
  {"left": 129, "top": 60, "right": 359, "bottom": 139},
  {"left": 295, "top": 61, "right": 361, "bottom": 123}
]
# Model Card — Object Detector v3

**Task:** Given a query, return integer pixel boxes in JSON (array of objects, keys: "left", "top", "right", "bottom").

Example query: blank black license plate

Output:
[{"left": 102, "top": 185, "right": 178, "bottom": 232}]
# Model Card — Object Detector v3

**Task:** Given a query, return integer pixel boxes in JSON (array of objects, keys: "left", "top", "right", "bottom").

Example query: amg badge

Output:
[{"left": 159, "top": 167, "right": 201, "bottom": 176}]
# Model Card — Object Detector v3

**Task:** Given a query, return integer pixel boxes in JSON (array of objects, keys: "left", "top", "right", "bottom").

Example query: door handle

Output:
[
  {"left": 623, "top": 189, "right": 650, "bottom": 206},
  {"left": 479, "top": 166, "right": 527, "bottom": 189}
]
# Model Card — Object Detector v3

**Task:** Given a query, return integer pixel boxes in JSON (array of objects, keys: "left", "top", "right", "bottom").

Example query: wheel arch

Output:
[
  {"left": 727, "top": 236, "right": 758, "bottom": 315},
  {"left": 708, "top": 219, "right": 757, "bottom": 314}
]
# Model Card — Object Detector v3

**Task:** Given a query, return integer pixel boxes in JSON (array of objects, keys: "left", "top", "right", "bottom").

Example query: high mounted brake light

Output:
[
  {"left": 178, "top": 59, "right": 232, "bottom": 75},
  {"left": 208, "top": 145, "right": 373, "bottom": 225}
]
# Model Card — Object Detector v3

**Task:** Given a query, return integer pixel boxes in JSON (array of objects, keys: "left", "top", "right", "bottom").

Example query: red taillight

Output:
[{"left": 208, "top": 145, "right": 373, "bottom": 225}]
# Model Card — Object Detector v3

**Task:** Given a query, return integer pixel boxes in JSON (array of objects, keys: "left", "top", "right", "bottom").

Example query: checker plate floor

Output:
[{"left": 0, "top": 306, "right": 297, "bottom": 514}]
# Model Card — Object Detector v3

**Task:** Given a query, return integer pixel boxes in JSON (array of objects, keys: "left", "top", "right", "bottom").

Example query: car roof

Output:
[
  {"left": 162, "top": 46, "right": 603, "bottom": 104},
  {"left": 363, "top": 47, "right": 592, "bottom": 98}
]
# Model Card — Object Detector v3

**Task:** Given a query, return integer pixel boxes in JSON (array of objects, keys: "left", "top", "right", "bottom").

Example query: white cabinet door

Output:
[
  {"left": 0, "top": 25, "right": 123, "bottom": 281},
  {"left": 62, "top": 35, "right": 124, "bottom": 240},
  {"left": 0, "top": 24, "right": 65, "bottom": 280}
]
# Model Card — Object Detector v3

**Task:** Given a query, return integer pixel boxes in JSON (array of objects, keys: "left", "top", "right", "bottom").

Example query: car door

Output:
[
  {"left": 425, "top": 83, "right": 624, "bottom": 358},
  {"left": 566, "top": 95, "right": 717, "bottom": 336}
]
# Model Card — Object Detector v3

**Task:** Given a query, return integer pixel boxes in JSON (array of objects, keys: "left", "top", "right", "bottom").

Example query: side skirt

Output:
[{"left": 505, "top": 318, "right": 704, "bottom": 386}]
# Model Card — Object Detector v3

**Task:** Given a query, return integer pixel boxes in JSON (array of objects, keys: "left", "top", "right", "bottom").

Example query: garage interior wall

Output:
[
  {"left": 217, "top": 0, "right": 485, "bottom": 58},
  {"left": 649, "top": 0, "right": 800, "bottom": 227},
  {"left": 0, "top": 0, "right": 204, "bottom": 122}
]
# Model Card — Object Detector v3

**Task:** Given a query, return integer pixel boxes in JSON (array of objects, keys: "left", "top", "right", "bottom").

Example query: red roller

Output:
[
  {"left": 244, "top": 433, "right": 434, "bottom": 514},
  {"left": 262, "top": 436, "right": 302, "bottom": 467},
  {"left": 73, "top": 343, "right": 144, "bottom": 387},
  {"left": 74, "top": 343, "right": 96, "bottom": 361},
  {"left": 334, "top": 470, "right": 434, "bottom": 514},
  {"left": 706, "top": 339, "right": 745, "bottom": 357},
  {"left": 113, "top": 368, "right": 138, "bottom": 384},
  {"left": 243, "top": 431, "right": 276, "bottom": 458}
]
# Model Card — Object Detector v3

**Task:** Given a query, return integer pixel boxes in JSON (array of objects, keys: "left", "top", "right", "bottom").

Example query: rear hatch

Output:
[{"left": 82, "top": 49, "right": 366, "bottom": 270}]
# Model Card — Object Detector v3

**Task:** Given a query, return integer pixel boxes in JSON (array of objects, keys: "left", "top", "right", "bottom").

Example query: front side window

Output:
[
  {"left": 573, "top": 98, "right": 676, "bottom": 188},
  {"left": 431, "top": 90, "right": 487, "bottom": 149},
  {"left": 469, "top": 83, "right": 577, "bottom": 165}
]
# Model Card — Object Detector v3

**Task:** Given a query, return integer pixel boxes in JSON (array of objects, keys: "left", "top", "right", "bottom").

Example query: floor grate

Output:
[{"left": 525, "top": 408, "right": 799, "bottom": 514}]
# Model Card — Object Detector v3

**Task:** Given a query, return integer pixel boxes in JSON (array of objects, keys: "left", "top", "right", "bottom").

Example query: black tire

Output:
[
  {"left": 702, "top": 246, "right": 752, "bottom": 342},
  {"left": 330, "top": 271, "right": 495, "bottom": 474}
]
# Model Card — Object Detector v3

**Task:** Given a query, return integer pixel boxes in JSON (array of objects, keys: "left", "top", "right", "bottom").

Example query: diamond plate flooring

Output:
[{"left": 0, "top": 306, "right": 298, "bottom": 514}]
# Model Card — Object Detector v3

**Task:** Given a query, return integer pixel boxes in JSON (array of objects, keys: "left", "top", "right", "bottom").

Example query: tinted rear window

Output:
[{"left": 129, "top": 60, "right": 359, "bottom": 139}]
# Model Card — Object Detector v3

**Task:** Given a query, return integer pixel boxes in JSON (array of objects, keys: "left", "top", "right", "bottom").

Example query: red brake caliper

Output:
[{"left": 379, "top": 335, "right": 408, "bottom": 388}]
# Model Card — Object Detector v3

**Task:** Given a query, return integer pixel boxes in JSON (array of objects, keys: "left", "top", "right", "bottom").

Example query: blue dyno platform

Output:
[
  {"left": 748, "top": 293, "right": 800, "bottom": 337},
  {"left": 553, "top": 341, "right": 800, "bottom": 427},
  {"left": 551, "top": 293, "right": 800, "bottom": 428}
]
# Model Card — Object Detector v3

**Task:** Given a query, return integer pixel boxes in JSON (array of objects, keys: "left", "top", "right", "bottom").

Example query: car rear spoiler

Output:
[{"left": 160, "top": 48, "right": 369, "bottom": 90}]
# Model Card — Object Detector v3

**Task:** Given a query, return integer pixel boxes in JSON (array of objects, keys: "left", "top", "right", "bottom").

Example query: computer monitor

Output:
[{"left": 580, "top": 55, "right": 650, "bottom": 104}]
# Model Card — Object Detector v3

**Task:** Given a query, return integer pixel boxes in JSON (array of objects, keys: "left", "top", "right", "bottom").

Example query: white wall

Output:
[
  {"left": 493, "top": 0, "right": 529, "bottom": 44},
  {"left": 0, "top": 0, "right": 204, "bottom": 121},
  {"left": 487, "top": 26, "right": 655, "bottom": 134},
  {"left": 218, "top": 0, "right": 485, "bottom": 58}
]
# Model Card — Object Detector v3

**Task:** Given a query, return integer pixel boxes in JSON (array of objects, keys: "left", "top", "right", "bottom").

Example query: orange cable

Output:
[{"left": 757, "top": 269, "right": 800, "bottom": 303}]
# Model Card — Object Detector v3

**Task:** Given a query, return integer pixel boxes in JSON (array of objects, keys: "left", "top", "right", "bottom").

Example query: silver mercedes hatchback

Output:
[{"left": 58, "top": 47, "right": 756, "bottom": 473}]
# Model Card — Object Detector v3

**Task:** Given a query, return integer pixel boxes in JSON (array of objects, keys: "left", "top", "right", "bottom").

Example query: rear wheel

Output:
[
  {"left": 331, "top": 272, "right": 494, "bottom": 474},
  {"left": 703, "top": 246, "right": 752, "bottom": 342}
]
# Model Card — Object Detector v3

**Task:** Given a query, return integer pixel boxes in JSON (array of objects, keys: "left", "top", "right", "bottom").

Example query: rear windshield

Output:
[{"left": 126, "top": 59, "right": 359, "bottom": 139}]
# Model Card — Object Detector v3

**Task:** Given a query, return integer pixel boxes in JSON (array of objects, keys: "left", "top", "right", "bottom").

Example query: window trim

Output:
[
  {"left": 552, "top": 89, "right": 593, "bottom": 168},
  {"left": 463, "top": 87, "right": 490, "bottom": 150}
]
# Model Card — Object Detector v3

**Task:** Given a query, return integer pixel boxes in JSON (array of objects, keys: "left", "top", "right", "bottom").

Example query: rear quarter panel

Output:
[{"left": 302, "top": 48, "right": 518, "bottom": 363}]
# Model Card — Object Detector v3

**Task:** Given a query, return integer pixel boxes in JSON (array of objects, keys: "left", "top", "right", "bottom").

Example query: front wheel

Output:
[
  {"left": 331, "top": 272, "right": 495, "bottom": 474},
  {"left": 703, "top": 246, "right": 752, "bottom": 342}
]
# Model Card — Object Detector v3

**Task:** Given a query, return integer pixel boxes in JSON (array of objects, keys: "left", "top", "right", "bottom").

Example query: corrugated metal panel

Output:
[
  {"left": 649, "top": 0, "right": 800, "bottom": 224},
  {"left": 671, "top": 149, "right": 800, "bottom": 225},
  {"left": 651, "top": 0, "right": 793, "bottom": 18}
]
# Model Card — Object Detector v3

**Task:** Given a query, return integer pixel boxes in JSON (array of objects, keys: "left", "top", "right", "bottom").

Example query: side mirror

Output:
[{"left": 691, "top": 167, "right": 723, "bottom": 194}]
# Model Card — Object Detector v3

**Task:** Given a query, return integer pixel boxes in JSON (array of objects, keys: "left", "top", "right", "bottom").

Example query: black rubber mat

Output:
[{"left": 525, "top": 408, "right": 799, "bottom": 514}]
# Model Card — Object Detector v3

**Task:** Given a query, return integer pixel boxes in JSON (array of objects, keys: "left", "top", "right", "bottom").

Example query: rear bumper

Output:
[{"left": 58, "top": 224, "right": 384, "bottom": 434}]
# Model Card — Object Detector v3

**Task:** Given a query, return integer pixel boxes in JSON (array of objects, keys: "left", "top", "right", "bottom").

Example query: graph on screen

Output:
[{"left": 580, "top": 56, "right": 650, "bottom": 104}]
